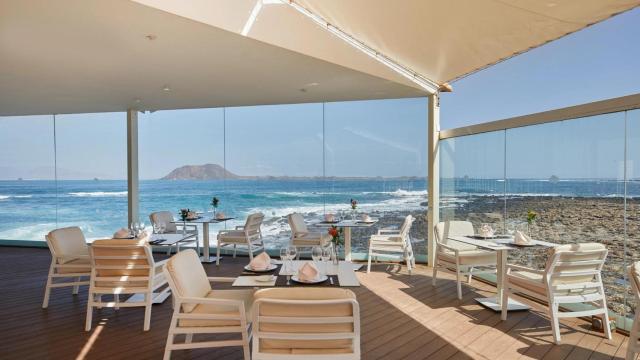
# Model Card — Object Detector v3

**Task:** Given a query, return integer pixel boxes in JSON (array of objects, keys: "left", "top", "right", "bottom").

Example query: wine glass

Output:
[
  {"left": 311, "top": 246, "right": 322, "bottom": 273},
  {"left": 139, "top": 221, "right": 146, "bottom": 235},
  {"left": 153, "top": 223, "right": 159, "bottom": 234},
  {"left": 280, "top": 247, "right": 288, "bottom": 272},
  {"left": 321, "top": 245, "right": 332, "bottom": 274},
  {"left": 287, "top": 245, "right": 297, "bottom": 272},
  {"left": 159, "top": 223, "right": 166, "bottom": 234}
]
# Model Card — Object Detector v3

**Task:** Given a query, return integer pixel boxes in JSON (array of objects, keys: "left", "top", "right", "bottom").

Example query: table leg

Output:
[
  {"left": 200, "top": 222, "right": 218, "bottom": 263},
  {"left": 475, "top": 249, "right": 529, "bottom": 312},
  {"left": 344, "top": 227, "right": 352, "bottom": 262}
]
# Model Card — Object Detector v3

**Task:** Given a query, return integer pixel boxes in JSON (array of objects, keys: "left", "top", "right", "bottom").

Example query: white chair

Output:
[
  {"left": 287, "top": 213, "right": 331, "bottom": 256},
  {"left": 149, "top": 211, "right": 199, "bottom": 255},
  {"left": 252, "top": 287, "right": 360, "bottom": 359},
  {"left": 627, "top": 262, "right": 640, "bottom": 360},
  {"left": 42, "top": 227, "right": 91, "bottom": 308},
  {"left": 216, "top": 212, "right": 265, "bottom": 265},
  {"left": 432, "top": 221, "right": 497, "bottom": 299},
  {"left": 367, "top": 215, "right": 415, "bottom": 274},
  {"left": 86, "top": 239, "right": 170, "bottom": 331},
  {"left": 501, "top": 243, "right": 611, "bottom": 344},
  {"left": 163, "top": 249, "right": 253, "bottom": 360}
]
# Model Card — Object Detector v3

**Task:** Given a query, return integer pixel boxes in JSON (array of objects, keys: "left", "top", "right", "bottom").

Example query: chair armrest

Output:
[
  {"left": 235, "top": 225, "right": 245, "bottom": 230},
  {"left": 377, "top": 229, "right": 400, "bottom": 235},
  {"left": 436, "top": 243, "right": 460, "bottom": 254},
  {"left": 180, "top": 296, "right": 244, "bottom": 307},
  {"left": 208, "top": 276, "right": 236, "bottom": 283},
  {"left": 506, "top": 264, "right": 545, "bottom": 275},
  {"left": 154, "top": 259, "right": 169, "bottom": 271}
]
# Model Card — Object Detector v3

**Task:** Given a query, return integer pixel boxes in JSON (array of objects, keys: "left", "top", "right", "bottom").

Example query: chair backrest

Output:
[
  {"left": 244, "top": 212, "right": 265, "bottom": 239},
  {"left": 46, "top": 226, "right": 89, "bottom": 263},
  {"left": 545, "top": 243, "right": 607, "bottom": 292},
  {"left": 164, "top": 249, "right": 212, "bottom": 312},
  {"left": 89, "top": 239, "right": 155, "bottom": 290},
  {"left": 149, "top": 211, "right": 177, "bottom": 233},
  {"left": 253, "top": 288, "right": 360, "bottom": 358},
  {"left": 399, "top": 215, "right": 415, "bottom": 241},
  {"left": 287, "top": 213, "right": 308, "bottom": 237},
  {"left": 434, "top": 221, "right": 474, "bottom": 246}
]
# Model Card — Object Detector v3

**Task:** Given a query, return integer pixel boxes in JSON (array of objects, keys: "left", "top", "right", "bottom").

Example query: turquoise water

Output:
[{"left": 0, "top": 179, "right": 426, "bottom": 243}]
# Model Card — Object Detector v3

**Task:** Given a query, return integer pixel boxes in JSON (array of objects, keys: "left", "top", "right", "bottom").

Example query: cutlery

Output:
[{"left": 329, "top": 276, "right": 334, "bottom": 285}]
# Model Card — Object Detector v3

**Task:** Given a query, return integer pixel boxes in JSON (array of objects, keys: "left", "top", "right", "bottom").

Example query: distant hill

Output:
[{"left": 161, "top": 164, "right": 241, "bottom": 180}]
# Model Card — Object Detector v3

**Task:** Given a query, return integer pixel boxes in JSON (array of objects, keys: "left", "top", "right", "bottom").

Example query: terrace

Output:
[{"left": 2, "top": 0, "right": 640, "bottom": 359}]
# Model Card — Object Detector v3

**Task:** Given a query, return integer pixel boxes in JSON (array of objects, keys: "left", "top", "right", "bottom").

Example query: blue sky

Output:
[{"left": 0, "top": 8, "right": 638, "bottom": 180}]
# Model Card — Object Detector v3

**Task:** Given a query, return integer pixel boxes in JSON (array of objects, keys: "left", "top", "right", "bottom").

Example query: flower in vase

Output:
[
  {"left": 526, "top": 210, "right": 537, "bottom": 225},
  {"left": 350, "top": 198, "right": 358, "bottom": 210},
  {"left": 328, "top": 226, "right": 343, "bottom": 246},
  {"left": 211, "top": 197, "right": 220, "bottom": 208}
]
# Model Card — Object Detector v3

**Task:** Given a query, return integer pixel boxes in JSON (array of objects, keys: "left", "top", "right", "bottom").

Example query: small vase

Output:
[
  {"left": 351, "top": 209, "right": 357, "bottom": 220},
  {"left": 332, "top": 244, "right": 343, "bottom": 265}
]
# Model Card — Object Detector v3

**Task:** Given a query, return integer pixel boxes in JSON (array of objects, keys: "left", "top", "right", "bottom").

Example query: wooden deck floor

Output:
[{"left": 0, "top": 246, "right": 632, "bottom": 360}]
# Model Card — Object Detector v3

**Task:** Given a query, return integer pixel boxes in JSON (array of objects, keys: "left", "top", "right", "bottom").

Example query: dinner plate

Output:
[
  {"left": 291, "top": 274, "right": 328, "bottom": 284},
  {"left": 244, "top": 263, "right": 278, "bottom": 272}
]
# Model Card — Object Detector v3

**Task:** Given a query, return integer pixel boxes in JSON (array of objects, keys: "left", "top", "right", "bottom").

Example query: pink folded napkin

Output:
[
  {"left": 324, "top": 213, "right": 335, "bottom": 222},
  {"left": 216, "top": 212, "right": 226, "bottom": 219},
  {"left": 113, "top": 228, "right": 131, "bottom": 239},
  {"left": 250, "top": 252, "right": 271, "bottom": 270},
  {"left": 298, "top": 262, "right": 319, "bottom": 281}
]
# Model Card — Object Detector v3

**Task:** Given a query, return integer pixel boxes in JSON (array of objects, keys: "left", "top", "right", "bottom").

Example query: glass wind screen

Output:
[
  {"left": 439, "top": 130, "right": 506, "bottom": 233},
  {"left": 626, "top": 109, "right": 640, "bottom": 327},
  {"left": 54, "top": 113, "right": 127, "bottom": 240},
  {"left": 225, "top": 103, "right": 324, "bottom": 251},
  {"left": 324, "top": 98, "right": 427, "bottom": 258},
  {"left": 138, "top": 108, "right": 225, "bottom": 246},
  {"left": 0, "top": 115, "right": 56, "bottom": 241}
]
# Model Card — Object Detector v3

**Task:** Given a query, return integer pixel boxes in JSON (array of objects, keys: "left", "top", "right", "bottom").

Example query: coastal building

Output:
[{"left": 1, "top": 0, "right": 640, "bottom": 358}]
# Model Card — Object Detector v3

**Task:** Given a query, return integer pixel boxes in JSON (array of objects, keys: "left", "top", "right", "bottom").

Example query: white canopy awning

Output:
[{"left": 1, "top": 0, "right": 637, "bottom": 115}]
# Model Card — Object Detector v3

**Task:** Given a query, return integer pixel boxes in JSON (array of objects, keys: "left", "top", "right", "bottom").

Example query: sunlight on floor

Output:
[{"left": 76, "top": 318, "right": 107, "bottom": 360}]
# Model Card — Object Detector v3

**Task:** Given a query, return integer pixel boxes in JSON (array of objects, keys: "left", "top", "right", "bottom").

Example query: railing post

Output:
[
  {"left": 427, "top": 94, "right": 440, "bottom": 266},
  {"left": 127, "top": 109, "right": 139, "bottom": 227}
]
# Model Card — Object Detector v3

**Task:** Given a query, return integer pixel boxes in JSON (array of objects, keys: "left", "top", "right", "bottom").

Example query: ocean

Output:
[{"left": 0, "top": 178, "right": 637, "bottom": 245}]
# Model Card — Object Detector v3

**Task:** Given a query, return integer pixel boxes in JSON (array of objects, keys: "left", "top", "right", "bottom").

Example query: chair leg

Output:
[
  {"left": 241, "top": 328, "right": 250, "bottom": 360},
  {"left": 468, "top": 267, "right": 474, "bottom": 284},
  {"left": 550, "top": 302, "right": 562, "bottom": 344},
  {"left": 248, "top": 243, "right": 254, "bottom": 261},
  {"left": 42, "top": 262, "right": 55, "bottom": 308},
  {"left": 216, "top": 241, "right": 221, "bottom": 266},
  {"left": 367, "top": 246, "right": 373, "bottom": 273},
  {"left": 72, "top": 277, "right": 81, "bottom": 295},
  {"left": 163, "top": 334, "right": 173, "bottom": 360},
  {"left": 602, "top": 306, "right": 612, "bottom": 340},
  {"left": 115, "top": 294, "right": 120, "bottom": 310},
  {"left": 196, "top": 236, "right": 201, "bottom": 257},
  {"left": 233, "top": 244, "right": 237, "bottom": 258},
  {"left": 85, "top": 297, "right": 93, "bottom": 331},
  {"left": 627, "top": 313, "right": 640, "bottom": 360},
  {"left": 167, "top": 246, "right": 171, "bottom": 255},
  {"left": 432, "top": 261, "right": 438, "bottom": 286},
  {"left": 144, "top": 292, "right": 152, "bottom": 331},
  {"left": 185, "top": 334, "right": 193, "bottom": 344},
  {"left": 455, "top": 266, "right": 462, "bottom": 300}
]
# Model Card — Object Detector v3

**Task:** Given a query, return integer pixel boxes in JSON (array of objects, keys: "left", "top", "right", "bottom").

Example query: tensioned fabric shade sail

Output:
[{"left": 135, "top": 0, "right": 640, "bottom": 93}]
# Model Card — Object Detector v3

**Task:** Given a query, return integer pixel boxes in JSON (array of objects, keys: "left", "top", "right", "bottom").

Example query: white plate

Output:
[
  {"left": 244, "top": 264, "right": 278, "bottom": 272},
  {"left": 255, "top": 275, "right": 276, "bottom": 283},
  {"left": 291, "top": 274, "right": 328, "bottom": 284}
]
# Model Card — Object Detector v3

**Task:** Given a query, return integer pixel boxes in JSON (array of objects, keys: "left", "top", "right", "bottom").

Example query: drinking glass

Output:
[
  {"left": 287, "top": 245, "right": 297, "bottom": 272},
  {"left": 153, "top": 223, "right": 159, "bottom": 234},
  {"left": 280, "top": 248, "right": 288, "bottom": 272},
  {"left": 159, "top": 223, "right": 166, "bottom": 234},
  {"left": 311, "top": 246, "right": 322, "bottom": 273},
  {"left": 321, "top": 246, "right": 332, "bottom": 274}
]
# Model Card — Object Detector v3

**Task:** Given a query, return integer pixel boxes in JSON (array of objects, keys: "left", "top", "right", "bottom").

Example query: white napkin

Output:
[
  {"left": 216, "top": 212, "right": 226, "bottom": 219},
  {"left": 113, "top": 228, "right": 131, "bottom": 239},
  {"left": 514, "top": 230, "right": 532, "bottom": 245},
  {"left": 298, "top": 262, "right": 319, "bottom": 281},
  {"left": 480, "top": 225, "right": 495, "bottom": 238},
  {"left": 136, "top": 230, "right": 149, "bottom": 240},
  {"left": 250, "top": 252, "right": 271, "bottom": 270},
  {"left": 360, "top": 214, "right": 372, "bottom": 222},
  {"left": 324, "top": 213, "right": 335, "bottom": 222}
]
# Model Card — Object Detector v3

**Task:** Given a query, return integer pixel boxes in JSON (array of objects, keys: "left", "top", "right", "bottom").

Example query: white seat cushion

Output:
[
  {"left": 56, "top": 258, "right": 91, "bottom": 274},
  {"left": 178, "top": 289, "right": 254, "bottom": 327},
  {"left": 165, "top": 250, "right": 212, "bottom": 312},
  {"left": 292, "top": 232, "right": 331, "bottom": 246},
  {"left": 438, "top": 248, "right": 496, "bottom": 265},
  {"left": 48, "top": 227, "right": 89, "bottom": 262}
]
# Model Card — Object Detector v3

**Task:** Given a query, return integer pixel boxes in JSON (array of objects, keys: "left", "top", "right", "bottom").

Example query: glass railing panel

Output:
[
  {"left": 0, "top": 115, "right": 56, "bottom": 241},
  {"left": 325, "top": 98, "right": 427, "bottom": 258},
  {"left": 225, "top": 104, "right": 324, "bottom": 251},
  {"left": 626, "top": 108, "right": 640, "bottom": 329},
  {"left": 505, "top": 112, "right": 627, "bottom": 325},
  {"left": 439, "top": 130, "right": 506, "bottom": 233},
  {"left": 54, "top": 113, "right": 127, "bottom": 240},
  {"left": 138, "top": 108, "right": 225, "bottom": 245}
]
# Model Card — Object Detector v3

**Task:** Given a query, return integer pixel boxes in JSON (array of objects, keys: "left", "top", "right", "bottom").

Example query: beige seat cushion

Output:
[
  {"left": 254, "top": 288, "right": 356, "bottom": 351},
  {"left": 165, "top": 249, "right": 212, "bottom": 312},
  {"left": 178, "top": 289, "right": 254, "bottom": 327},
  {"left": 56, "top": 258, "right": 91, "bottom": 274},
  {"left": 507, "top": 269, "right": 600, "bottom": 297},
  {"left": 292, "top": 232, "right": 331, "bottom": 246},
  {"left": 218, "top": 230, "right": 260, "bottom": 244},
  {"left": 288, "top": 213, "right": 309, "bottom": 234},
  {"left": 48, "top": 227, "right": 89, "bottom": 262},
  {"left": 149, "top": 211, "right": 178, "bottom": 233},
  {"left": 438, "top": 248, "right": 496, "bottom": 265}
]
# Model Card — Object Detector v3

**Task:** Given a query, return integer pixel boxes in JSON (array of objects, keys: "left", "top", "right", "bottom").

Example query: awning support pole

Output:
[
  {"left": 427, "top": 94, "right": 440, "bottom": 266},
  {"left": 127, "top": 109, "right": 139, "bottom": 227}
]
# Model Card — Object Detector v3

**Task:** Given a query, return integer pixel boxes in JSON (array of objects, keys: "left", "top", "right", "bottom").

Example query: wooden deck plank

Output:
[{"left": 0, "top": 246, "right": 632, "bottom": 360}]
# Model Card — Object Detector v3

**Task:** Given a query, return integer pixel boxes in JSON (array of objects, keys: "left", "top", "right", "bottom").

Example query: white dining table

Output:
[
  {"left": 447, "top": 235, "right": 556, "bottom": 312},
  {"left": 314, "top": 219, "right": 378, "bottom": 262},
  {"left": 172, "top": 214, "right": 235, "bottom": 263}
]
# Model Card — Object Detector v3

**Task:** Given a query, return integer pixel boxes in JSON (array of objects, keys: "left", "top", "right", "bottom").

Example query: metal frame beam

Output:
[
  {"left": 127, "top": 109, "right": 139, "bottom": 226},
  {"left": 427, "top": 93, "right": 440, "bottom": 266}
]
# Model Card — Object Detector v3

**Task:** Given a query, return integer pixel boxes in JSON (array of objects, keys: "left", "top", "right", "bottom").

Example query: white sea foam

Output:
[
  {"left": 69, "top": 191, "right": 128, "bottom": 197},
  {"left": 0, "top": 195, "right": 9, "bottom": 200}
]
